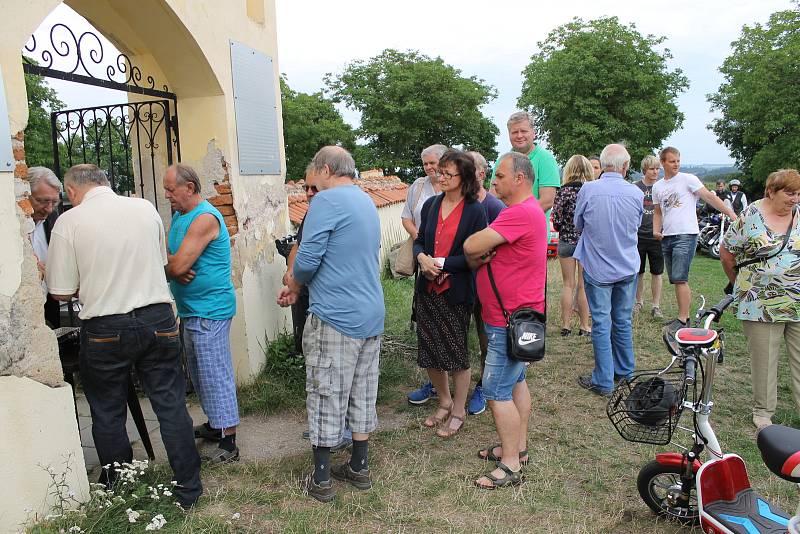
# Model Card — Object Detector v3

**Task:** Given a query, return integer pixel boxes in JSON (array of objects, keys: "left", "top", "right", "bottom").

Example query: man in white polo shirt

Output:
[{"left": 46, "top": 164, "right": 202, "bottom": 508}]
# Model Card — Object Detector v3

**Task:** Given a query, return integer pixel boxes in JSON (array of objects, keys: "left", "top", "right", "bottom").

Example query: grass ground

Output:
[{"left": 32, "top": 255, "right": 800, "bottom": 533}]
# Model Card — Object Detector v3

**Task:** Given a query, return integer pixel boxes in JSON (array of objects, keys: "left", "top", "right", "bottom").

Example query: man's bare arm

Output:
[
  {"left": 538, "top": 186, "right": 557, "bottom": 213},
  {"left": 166, "top": 213, "right": 219, "bottom": 280},
  {"left": 464, "top": 228, "right": 507, "bottom": 269},
  {"left": 699, "top": 188, "right": 737, "bottom": 220},
  {"left": 401, "top": 217, "right": 418, "bottom": 240}
]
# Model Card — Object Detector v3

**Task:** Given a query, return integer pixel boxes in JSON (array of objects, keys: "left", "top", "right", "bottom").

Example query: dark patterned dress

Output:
[{"left": 416, "top": 200, "right": 471, "bottom": 371}]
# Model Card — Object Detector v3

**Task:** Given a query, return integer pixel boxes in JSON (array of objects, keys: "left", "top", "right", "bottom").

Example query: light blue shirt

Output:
[
  {"left": 294, "top": 184, "right": 385, "bottom": 339},
  {"left": 573, "top": 172, "right": 644, "bottom": 284}
]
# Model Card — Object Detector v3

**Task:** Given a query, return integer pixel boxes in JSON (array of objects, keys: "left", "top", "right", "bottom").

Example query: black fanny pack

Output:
[{"left": 487, "top": 263, "right": 546, "bottom": 362}]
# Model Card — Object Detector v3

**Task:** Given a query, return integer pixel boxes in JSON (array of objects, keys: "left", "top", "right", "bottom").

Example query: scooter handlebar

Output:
[
  {"left": 684, "top": 355, "right": 696, "bottom": 385},
  {"left": 700, "top": 294, "right": 736, "bottom": 327}
]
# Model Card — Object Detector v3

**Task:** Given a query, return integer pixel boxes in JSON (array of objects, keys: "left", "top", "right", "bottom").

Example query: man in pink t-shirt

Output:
[{"left": 464, "top": 152, "right": 547, "bottom": 490}]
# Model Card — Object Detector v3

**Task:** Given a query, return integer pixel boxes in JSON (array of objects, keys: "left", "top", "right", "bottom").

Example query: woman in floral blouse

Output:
[
  {"left": 551, "top": 155, "right": 594, "bottom": 337},
  {"left": 721, "top": 168, "right": 800, "bottom": 431}
]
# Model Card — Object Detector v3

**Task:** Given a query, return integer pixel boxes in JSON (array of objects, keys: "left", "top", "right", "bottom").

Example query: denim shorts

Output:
[
  {"left": 557, "top": 241, "right": 577, "bottom": 258},
  {"left": 661, "top": 234, "right": 698, "bottom": 283},
  {"left": 481, "top": 325, "right": 527, "bottom": 401}
]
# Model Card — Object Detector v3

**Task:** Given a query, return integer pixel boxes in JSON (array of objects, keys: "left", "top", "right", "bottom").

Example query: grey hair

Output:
[
  {"left": 63, "top": 163, "right": 110, "bottom": 187},
  {"left": 311, "top": 146, "right": 356, "bottom": 178},
  {"left": 640, "top": 155, "right": 660, "bottom": 173},
  {"left": 600, "top": 144, "right": 631, "bottom": 173},
  {"left": 420, "top": 144, "right": 448, "bottom": 160},
  {"left": 498, "top": 152, "right": 535, "bottom": 183},
  {"left": 28, "top": 166, "right": 62, "bottom": 193},
  {"left": 169, "top": 163, "right": 202, "bottom": 194},
  {"left": 507, "top": 111, "right": 535, "bottom": 130},
  {"left": 466, "top": 151, "right": 488, "bottom": 172}
]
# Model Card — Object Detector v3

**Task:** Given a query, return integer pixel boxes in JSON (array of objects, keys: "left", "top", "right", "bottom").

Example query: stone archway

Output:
[{"left": 1, "top": 1, "right": 289, "bottom": 530}]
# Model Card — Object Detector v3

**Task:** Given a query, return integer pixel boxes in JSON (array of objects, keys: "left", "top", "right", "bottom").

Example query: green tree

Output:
[
  {"left": 518, "top": 17, "right": 688, "bottom": 169},
  {"left": 325, "top": 49, "right": 498, "bottom": 181},
  {"left": 280, "top": 76, "right": 355, "bottom": 181},
  {"left": 23, "top": 69, "right": 65, "bottom": 169},
  {"left": 708, "top": 7, "right": 800, "bottom": 194}
]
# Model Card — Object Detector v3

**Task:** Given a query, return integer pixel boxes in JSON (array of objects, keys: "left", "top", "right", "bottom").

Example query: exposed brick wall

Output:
[
  {"left": 12, "top": 132, "right": 31, "bottom": 215},
  {"left": 207, "top": 166, "right": 238, "bottom": 243}
]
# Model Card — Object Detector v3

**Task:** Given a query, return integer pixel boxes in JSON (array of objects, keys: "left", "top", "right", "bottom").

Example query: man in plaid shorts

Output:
[
  {"left": 277, "top": 146, "right": 384, "bottom": 502},
  {"left": 164, "top": 163, "right": 240, "bottom": 463}
]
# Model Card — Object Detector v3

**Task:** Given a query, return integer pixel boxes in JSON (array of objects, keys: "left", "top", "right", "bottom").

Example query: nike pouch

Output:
[{"left": 487, "top": 264, "right": 546, "bottom": 363}]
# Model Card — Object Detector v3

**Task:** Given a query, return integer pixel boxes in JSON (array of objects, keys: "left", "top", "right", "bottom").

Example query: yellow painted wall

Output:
[{"left": 0, "top": 0, "right": 290, "bottom": 528}]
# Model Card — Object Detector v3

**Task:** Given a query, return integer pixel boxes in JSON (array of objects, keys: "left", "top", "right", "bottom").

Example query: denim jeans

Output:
[
  {"left": 583, "top": 272, "right": 637, "bottom": 392},
  {"left": 661, "top": 234, "right": 698, "bottom": 283},
  {"left": 481, "top": 325, "right": 527, "bottom": 401},
  {"left": 80, "top": 303, "right": 202, "bottom": 507}
]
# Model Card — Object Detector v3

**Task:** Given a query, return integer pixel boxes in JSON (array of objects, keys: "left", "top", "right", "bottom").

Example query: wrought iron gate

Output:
[
  {"left": 50, "top": 100, "right": 179, "bottom": 211},
  {"left": 23, "top": 22, "right": 181, "bottom": 209}
]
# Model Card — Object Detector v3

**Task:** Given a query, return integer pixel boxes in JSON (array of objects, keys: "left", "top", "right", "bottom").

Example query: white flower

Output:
[
  {"left": 231, "top": 512, "right": 241, "bottom": 520},
  {"left": 68, "top": 527, "right": 83, "bottom": 533},
  {"left": 145, "top": 514, "right": 167, "bottom": 531},
  {"left": 162, "top": 490, "right": 172, "bottom": 497},
  {"left": 126, "top": 508, "right": 140, "bottom": 523}
]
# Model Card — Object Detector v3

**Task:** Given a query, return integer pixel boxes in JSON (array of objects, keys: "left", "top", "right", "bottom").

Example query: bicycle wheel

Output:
[{"left": 637, "top": 460, "right": 699, "bottom": 524}]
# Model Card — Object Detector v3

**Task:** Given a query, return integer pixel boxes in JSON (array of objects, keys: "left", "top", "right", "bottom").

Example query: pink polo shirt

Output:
[{"left": 476, "top": 196, "right": 547, "bottom": 327}]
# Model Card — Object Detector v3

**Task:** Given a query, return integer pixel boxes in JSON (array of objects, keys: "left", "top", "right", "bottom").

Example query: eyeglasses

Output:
[
  {"left": 304, "top": 186, "right": 318, "bottom": 193},
  {"left": 32, "top": 197, "right": 60, "bottom": 206},
  {"left": 441, "top": 171, "right": 461, "bottom": 179}
]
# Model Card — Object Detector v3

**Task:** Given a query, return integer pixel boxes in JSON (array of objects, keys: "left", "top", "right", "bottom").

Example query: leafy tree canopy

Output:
[
  {"left": 324, "top": 49, "right": 498, "bottom": 181},
  {"left": 24, "top": 69, "right": 64, "bottom": 170},
  {"left": 708, "top": 7, "right": 800, "bottom": 194},
  {"left": 518, "top": 17, "right": 688, "bottom": 169},
  {"left": 280, "top": 76, "right": 356, "bottom": 181}
]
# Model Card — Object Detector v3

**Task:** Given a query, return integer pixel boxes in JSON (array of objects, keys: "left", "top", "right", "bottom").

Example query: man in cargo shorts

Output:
[{"left": 277, "top": 146, "right": 384, "bottom": 502}]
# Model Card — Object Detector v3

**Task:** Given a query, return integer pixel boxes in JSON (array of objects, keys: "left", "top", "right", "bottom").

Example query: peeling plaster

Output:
[
  {"left": 200, "top": 139, "right": 226, "bottom": 198},
  {"left": 0, "top": 206, "right": 63, "bottom": 387},
  {"left": 232, "top": 179, "right": 285, "bottom": 270}
]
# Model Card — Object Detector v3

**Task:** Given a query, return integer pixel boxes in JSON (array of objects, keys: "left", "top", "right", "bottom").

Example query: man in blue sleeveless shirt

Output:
[
  {"left": 277, "top": 146, "right": 384, "bottom": 502},
  {"left": 164, "top": 164, "right": 239, "bottom": 464}
]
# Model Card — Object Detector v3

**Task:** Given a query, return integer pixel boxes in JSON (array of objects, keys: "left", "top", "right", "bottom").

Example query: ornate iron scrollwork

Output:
[{"left": 23, "top": 23, "right": 174, "bottom": 99}]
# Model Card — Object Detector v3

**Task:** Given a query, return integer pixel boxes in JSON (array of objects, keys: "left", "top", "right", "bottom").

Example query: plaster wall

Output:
[
  {"left": 0, "top": 377, "right": 89, "bottom": 534},
  {"left": 378, "top": 203, "right": 408, "bottom": 270}
]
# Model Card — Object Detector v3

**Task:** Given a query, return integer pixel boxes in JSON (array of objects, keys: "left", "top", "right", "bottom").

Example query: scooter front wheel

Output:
[{"left": 637, "top": 460, "right": 699, "bottom": 524}]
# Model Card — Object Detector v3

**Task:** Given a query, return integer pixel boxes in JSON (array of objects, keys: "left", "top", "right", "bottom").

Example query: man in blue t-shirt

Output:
[
  {"left": 164, "top": 163, "right": 239, "bottom": 464},
  {"left": 277, "top": 146, "right": 385, "bottom": 503}
]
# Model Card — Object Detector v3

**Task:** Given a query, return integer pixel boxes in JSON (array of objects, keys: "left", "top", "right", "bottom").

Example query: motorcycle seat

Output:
[
  {"left": 675, "top": 328, "right": 718, "bottom": 348},
  {"left": 757, "top": 424, "right": 800, "bottom": 483}
]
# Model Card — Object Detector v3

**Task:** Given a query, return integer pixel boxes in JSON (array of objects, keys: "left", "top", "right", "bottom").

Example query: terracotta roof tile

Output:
[{"left": 284, "top": 171, "right": 409, "bottom": 225}]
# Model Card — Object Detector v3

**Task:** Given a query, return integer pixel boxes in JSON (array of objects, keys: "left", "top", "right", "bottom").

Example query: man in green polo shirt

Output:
[{"left": 494, "top": 111, "right": 560, "bottom": 215}]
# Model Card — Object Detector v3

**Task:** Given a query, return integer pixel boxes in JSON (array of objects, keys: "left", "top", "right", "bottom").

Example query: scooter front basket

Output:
[{"left": 606, "top": 369, "right": 687, "bottom": 445}]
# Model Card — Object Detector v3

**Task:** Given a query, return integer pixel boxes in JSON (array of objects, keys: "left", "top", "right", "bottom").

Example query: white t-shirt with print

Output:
[{"left": 652, "top": 172, "right": 704, "bottom": 236}]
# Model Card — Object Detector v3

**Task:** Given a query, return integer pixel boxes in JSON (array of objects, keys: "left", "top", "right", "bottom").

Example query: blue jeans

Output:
[
  {"left": 661, "top": 234, "right": 698, "bottom": 283},
  {"left": 583, "top": 272, "right": 637, "bottom": 392},
  {"left": 481, "top": 325, "right": 527, "bottom": 401},
  {"left": 80, "top": 303, "right": 202, "bottom": 507}
]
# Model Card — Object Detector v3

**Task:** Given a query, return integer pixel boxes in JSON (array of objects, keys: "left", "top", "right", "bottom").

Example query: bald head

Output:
[{"left": 599, "top": 144, "right": 631, "bottom": 174}]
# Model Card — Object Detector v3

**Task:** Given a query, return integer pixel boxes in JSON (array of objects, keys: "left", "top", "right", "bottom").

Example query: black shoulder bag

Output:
[
  {"left": 724, "top": 207, "right": 796, "bottom": 294},
  {"left": 487, "top": 263, "right": 546, "bottom": 362}
]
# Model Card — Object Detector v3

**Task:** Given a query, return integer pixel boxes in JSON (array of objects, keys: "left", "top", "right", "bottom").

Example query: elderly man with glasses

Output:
[{"left": 28, "top": 166, "right": 63, "bottom": 327}]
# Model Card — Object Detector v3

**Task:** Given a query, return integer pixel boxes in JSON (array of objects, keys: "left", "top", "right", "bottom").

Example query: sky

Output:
[{"left": 28, "top": 0, "right": 793, "bottom": 165}]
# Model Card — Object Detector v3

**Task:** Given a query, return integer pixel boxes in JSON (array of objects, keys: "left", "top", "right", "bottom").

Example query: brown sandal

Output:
[
  {"left": 436, "top": 414, "right": 465, "bottom": 438},
  {"left": 423, "top": 403, "right": 452, "bottom": 428}
]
